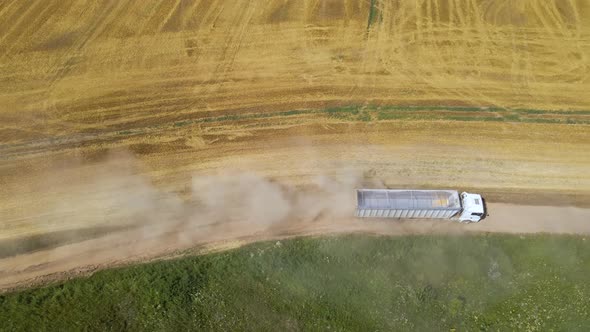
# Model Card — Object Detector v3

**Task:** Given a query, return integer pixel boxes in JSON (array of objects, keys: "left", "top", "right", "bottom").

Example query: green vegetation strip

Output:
[
  {"left": 158, "top": 106, "right": 590, "bottom": 133},
  {"left": 2, "top": 234, "right": 589, "bottom": 330},
  {"left": 366, "top": 0, "right": 379, "bottom": 31},
  {"left": 332, "top": 105, "right": 590, "bottom": 124}
]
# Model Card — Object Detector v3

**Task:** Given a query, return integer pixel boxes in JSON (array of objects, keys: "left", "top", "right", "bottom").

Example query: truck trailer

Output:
[{"left": 356, "top": 189, "right": 487, "bottom": 223}]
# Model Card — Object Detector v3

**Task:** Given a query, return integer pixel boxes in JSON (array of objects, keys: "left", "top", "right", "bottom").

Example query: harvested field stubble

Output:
[{"left": 1, "top": 0, "right": 589, "bottom": 142}]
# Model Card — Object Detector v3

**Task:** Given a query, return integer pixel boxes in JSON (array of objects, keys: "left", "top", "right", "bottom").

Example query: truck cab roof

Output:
[{"left": 461, "top": 192, "right": 485, "bottom": 214}]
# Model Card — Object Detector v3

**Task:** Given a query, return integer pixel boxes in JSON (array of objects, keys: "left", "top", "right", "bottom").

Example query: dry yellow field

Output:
[
  {"left": 0, "top": 1, "right": 590, "bottom": 289},
  {"left": 1, "top": 0, "right": 590, "bottom": 143}
]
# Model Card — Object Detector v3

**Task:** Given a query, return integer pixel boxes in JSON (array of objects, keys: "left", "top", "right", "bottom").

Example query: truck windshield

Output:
[{"left": 471, "top": 213, "right": 482, "bottom": 216}]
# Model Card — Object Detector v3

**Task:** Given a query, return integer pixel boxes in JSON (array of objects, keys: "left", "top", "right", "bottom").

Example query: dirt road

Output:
[{"left": 0, "top": 201, "right": 588, "bottom": 293}]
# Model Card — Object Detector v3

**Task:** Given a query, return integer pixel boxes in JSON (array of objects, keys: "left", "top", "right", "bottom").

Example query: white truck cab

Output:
[{"left": 458, "top": 192, "right": 486, "bottom": 222}]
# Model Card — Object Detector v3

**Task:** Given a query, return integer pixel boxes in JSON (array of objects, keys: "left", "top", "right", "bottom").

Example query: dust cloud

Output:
[
  {"left": 0, "top": 150, "right": 371, "bottom": 290},
  {"left": 2, "top": 150, "right": 366, "bottom": 242}
]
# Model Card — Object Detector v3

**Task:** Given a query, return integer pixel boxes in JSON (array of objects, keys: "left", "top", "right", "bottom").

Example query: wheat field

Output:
[{"left": 1, "top": 0, "right": 589, "bottom": 144}]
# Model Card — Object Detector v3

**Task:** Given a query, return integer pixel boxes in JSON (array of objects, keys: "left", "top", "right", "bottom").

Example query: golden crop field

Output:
[{"left": 1, "top": 0, "right": 589, "bottom": 144}]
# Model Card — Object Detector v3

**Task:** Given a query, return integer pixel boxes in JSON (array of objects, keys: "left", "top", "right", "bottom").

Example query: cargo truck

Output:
[{"left": 356, "top": 189, "right": 487, "bottom": 223}]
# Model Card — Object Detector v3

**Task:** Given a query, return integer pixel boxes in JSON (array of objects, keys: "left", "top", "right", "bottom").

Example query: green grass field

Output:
[
  {"left": 1, "top": 234, "right": 589, "bottom": 331},
  {"left": 165, "top": 105, "right": 590, "bottom": 134}
]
